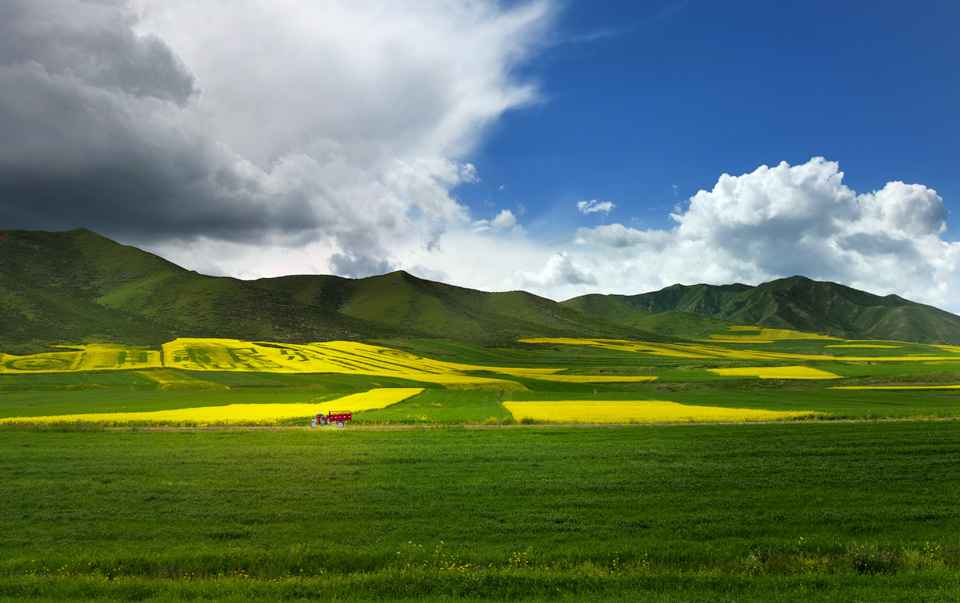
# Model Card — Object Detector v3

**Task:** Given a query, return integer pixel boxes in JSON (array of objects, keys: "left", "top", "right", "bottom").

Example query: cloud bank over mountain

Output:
[
  {"left": 565, "top": 158, "right": 958, "bottom": 310},
  {"left": 1, "top": 1, "right": 957, "bottom": 312}
]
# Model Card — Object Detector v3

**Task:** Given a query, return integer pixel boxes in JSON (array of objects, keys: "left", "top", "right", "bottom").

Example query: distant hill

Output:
[
  {"left": 564, "top": 276, "right": 960, "bottom": 344},
  {"left": 253, "top": 271, "right": 674, "bottom": 345},
  {"left": 0, "top": 229, "right": 407, "bottom": 352},
  {"left": 0, "top": 229, "right": 669, "bottom": 352},
  {"left": 559, "top": 295, "right": 741, "bottom": 339},
  {"left": 3, "top": 228, "right": 958, "bottom": 351}
]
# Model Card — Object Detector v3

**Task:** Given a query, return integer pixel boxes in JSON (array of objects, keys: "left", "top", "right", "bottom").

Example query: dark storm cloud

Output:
[
  {"left": 0, "top": 0, "right": 197, "bottom": 104},
  {"left": 0, "top": 0, "right": 317, "bottom": 242}
]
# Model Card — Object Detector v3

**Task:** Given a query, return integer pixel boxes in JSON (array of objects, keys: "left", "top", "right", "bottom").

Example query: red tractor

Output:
[{"left": 311, "top": 410, "right": 352, "bottom": 429}]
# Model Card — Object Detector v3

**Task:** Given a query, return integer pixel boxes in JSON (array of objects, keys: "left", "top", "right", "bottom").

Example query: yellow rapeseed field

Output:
[
  {"left": 0, "top": 344, "right": 161, "bottom": 374},
  {"left": 506, "top": 370, "right": 657, "bottom": 384},
  {"left": 161, "top": 339, "right": 526, "bottom": 389},
  {"left": 706, "top": 328, "right": 838, "bottom": 343},
  {"left": 519, "top": 337, "right": 960, "bottom": 365},
  {"left": 502, "top": 399, "right": 817, "bottom": 424},
  {"left": 519, "top": 337, "right": 832, "bottom": 361},
  {"left": 0, "top": 388, "right": 423, "bottom": 426},
  {"left": 826, "top": 344, "right": 902, "bottom": 349},
  {"left": 708, "top": 366, "right": 841, "bottom": 379}
]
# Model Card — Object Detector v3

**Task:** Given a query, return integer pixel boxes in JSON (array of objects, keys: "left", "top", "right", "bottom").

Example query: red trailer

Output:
[{"left": 310, "top": 410, "right": 352, "bottom": 428}]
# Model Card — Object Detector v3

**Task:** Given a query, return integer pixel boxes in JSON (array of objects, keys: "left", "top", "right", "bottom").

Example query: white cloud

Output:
[
  {"left": 491, "top": 209, "right": 519, "bottom": 230},
  {"left": 577, "top": 199, "right": 615, "bottom": 214},
  {"left": 473, "top": 208, "right": 521, "bottom": 233},
  {"left": 568, "top": 158, "right": 960, "bottom": 312},
  {"left": 514, "top": 252, "right": 597, "bottom": 289},
  {"left": 1, "top": 0, "right": 553, "bottom": 264}
]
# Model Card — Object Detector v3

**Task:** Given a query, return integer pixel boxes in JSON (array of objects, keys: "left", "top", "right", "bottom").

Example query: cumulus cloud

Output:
[
  {"left": 570, "top": 158, "right": 960, "bottom": 311},
  {"left": 577, "top": 199, "right": 615, "bottom": 214},
  {"left": 473, "top": 208, "right": 521, "bottom": 233},
  {"left": 0, "top": 0, "right": 553, "bottom": 260},
  {"left": 515, "top": 252, "right": 597, "bottom": 289}
]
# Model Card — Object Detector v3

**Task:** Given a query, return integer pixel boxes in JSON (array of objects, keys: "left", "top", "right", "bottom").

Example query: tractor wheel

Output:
[
  {"left": 337, "top": 421, "right": 345, "bottom": 428},
  {"left": 310, "top": 420, "right": 318, "bottom": 429}
]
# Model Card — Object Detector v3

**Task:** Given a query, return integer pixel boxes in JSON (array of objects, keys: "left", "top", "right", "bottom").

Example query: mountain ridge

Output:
[
  {"left": 563, "top": 275, "right": 960, "bottom": 344},
  {"left": 2, "top": 228, "right": 958, "bottom": 350}
]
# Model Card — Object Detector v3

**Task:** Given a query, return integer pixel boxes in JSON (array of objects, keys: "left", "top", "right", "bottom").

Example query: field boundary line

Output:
[{"left": 102, "top": 416, "right": 958, "bottom": 432}]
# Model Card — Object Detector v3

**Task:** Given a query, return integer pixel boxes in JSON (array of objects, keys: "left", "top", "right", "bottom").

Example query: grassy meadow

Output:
[
  {"left": 1, "top": 330, "right": 959, "bottom": 600},
  {"left": 1, "top": 423, "right": 958, "bottom": 602}
]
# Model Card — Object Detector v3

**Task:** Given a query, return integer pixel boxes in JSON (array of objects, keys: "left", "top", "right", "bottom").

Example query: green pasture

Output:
[{"left": 0, "top": 422, "right": 957, "bottom": 601}]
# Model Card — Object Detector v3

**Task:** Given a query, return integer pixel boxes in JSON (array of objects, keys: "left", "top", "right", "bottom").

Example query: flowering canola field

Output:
[
  {"left": 0, "top": 344, "right": 161, "bottom": 373},
  {"left": 0, "top": 388, "right": 423, "bottom": 426},
  {"left": 708, "top": 366, "right": 841, "bottom": 379},
  {"left": 519, "top": 337, "right": 835, "bottom": 360},
  {"left": 0, "top": 338, "right": 668, "bottom": 388},
  {"left": 520, "top": 337, "right": 960, "bottom": 363},
  {"left": 705, "top": 328, "right": 838, "bottom": 344},
  {"left": 502, "top": 399, "right": 817, "bottom": 424}
]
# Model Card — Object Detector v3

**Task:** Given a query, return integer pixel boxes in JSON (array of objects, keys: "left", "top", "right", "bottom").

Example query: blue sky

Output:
[
  {"left": 1, "top": 0, "right": 959, "bottom": 310},
  {"left": 461, "top": 0, "right": 959, "bottom": 238}
]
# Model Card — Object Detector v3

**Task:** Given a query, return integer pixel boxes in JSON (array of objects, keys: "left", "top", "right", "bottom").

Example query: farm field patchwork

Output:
[
  {"left": 519, "top": 334, "right": 960, "bottom": 363},
  {"left": 1, "top": 330, "right": 960, "bottom": 426},
  {"left": 1, "top": 328, "right": 959, "bottom": 601}
]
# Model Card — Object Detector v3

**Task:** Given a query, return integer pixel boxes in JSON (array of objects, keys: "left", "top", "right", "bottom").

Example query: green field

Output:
[
  {"left": 1, "top": 334, "right": 958, "bottom": 600},
  {"left": 0, "top": 422, "right": 957, "bottom": 602}
]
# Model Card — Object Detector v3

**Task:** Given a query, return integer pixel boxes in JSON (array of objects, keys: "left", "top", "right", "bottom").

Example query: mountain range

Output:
[{"left": 2, "top": 228, "right": 958, "bottom": 352}]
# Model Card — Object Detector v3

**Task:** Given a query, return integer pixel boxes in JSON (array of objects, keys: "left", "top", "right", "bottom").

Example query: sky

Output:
[{"left": 1, "top": 0, "right": 959, "bottom": 311}]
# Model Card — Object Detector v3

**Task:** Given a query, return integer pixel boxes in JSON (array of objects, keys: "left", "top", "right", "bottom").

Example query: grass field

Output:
[
  {"left": 0, "top": 422, "right": 957, "bottom": 602},
  {"left": 0, "top": 331, "right": 958, "bottom": 600}
]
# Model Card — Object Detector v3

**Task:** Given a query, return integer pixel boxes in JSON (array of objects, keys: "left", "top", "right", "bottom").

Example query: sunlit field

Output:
[
  {"left": 1, "top": 328, "right": 959, "bottom": 601},
  {"left": 707, "top": 366, "right": 841, "bottom": 379},
  {"left": 2, "top": 328, "right": 960, "bottom": 426},
  {"left": 502, "top": 399, "right": 818, "bottom": 423},
  {"left": 0, "top": 423, "right": 957, "bottom": 602},
  {"left": 1, "top": 388, "right": 423, "bottom": 426}
]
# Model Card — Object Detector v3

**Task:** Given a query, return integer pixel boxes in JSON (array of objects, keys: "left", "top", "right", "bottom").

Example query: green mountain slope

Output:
[
  {"left": 254, "top": 271, "right": 675, "bottom": 345},
  {"left": 587, "top": 275, "right": 960, "bottom": 344},
  {"left": 3, "top": 229, "right": 958, "bottom": 349},
  {"left": 1, "top": 229, "right": 671, "bottom": 350},
  {"left": 0, "top": 229, "right": 409, "bottom": 352},
  {"left": 561, "top": 295, "right": 741, "bottom": 339}
]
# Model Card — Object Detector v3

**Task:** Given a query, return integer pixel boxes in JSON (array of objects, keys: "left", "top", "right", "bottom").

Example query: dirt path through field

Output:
[{"left": 118, "top": 416, "right": 956, "bottom": 432}]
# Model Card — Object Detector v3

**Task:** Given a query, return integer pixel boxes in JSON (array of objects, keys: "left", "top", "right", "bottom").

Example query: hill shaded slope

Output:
[
  {"left": 254, "top": 271, "right": 675, "bottom": 345},
  {"left": 3, "top": 228, "right": 958, "bottom": 349},
  {"left": 0, "top": 229, "right": 670, "bottom": 351},
  {"left": 566, "top": 276, "right": 960, "bottom": 344},
  {"left": 560, "top": 295, "right": 742, "bottom": 340},
  {"left": 0, "top": 229, "right": 410, "bottom": 352}
]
